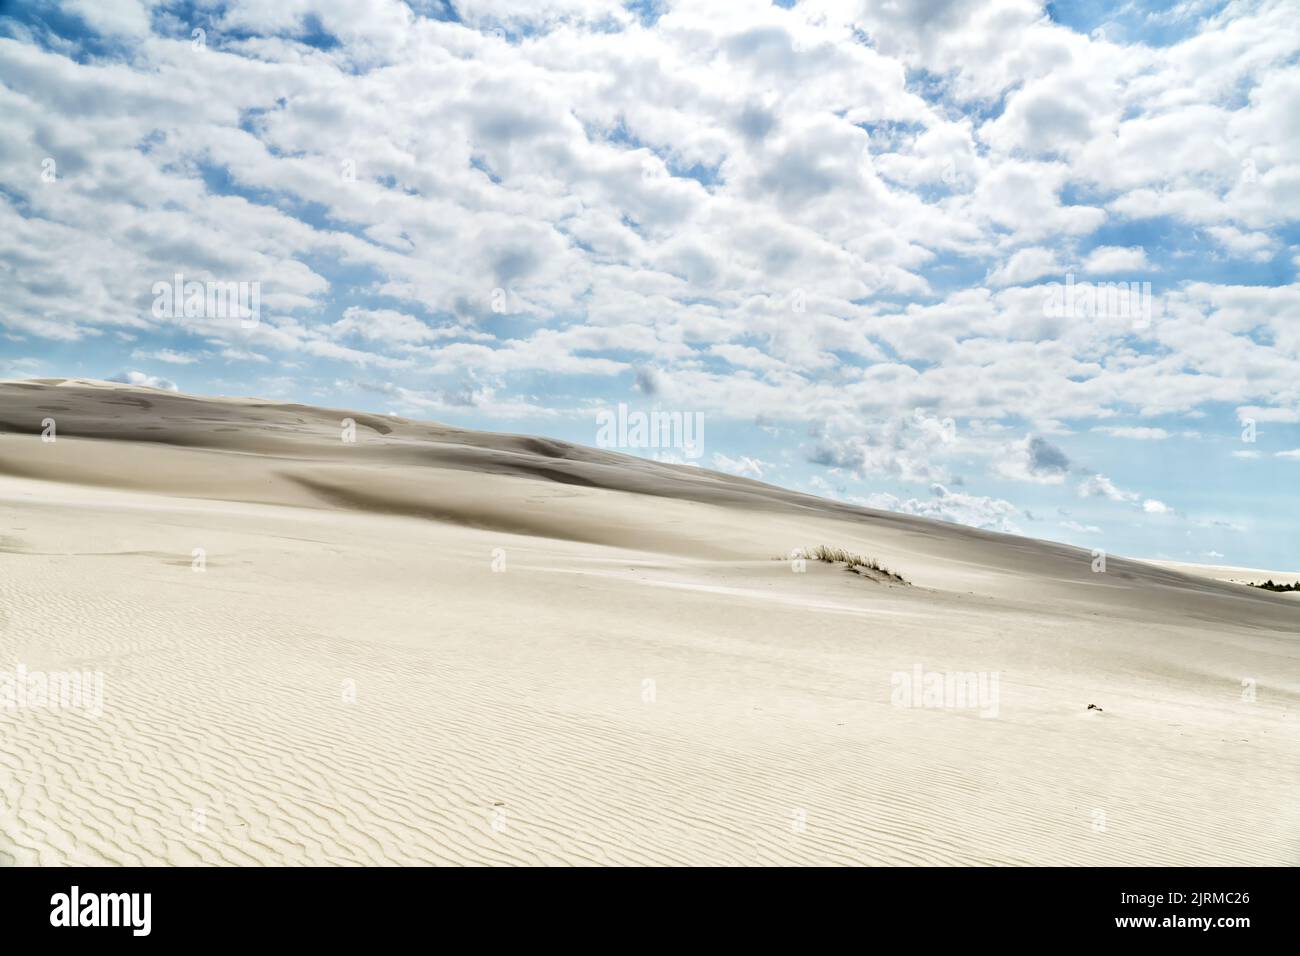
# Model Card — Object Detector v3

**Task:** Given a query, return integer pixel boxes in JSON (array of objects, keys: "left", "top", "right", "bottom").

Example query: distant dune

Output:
[
  {"left": 1148, "top": 559, "right": 1300, "bottom": 590},
  {"left": 1, "top": 379, "right": 1296, "bottom": 865}
]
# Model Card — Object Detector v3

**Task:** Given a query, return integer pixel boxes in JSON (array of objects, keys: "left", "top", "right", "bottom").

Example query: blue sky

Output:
[{"left": 2, "top": 0, "right": 1299, "bottom": 569}]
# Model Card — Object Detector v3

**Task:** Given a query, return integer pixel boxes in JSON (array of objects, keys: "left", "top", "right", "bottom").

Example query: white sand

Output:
[
  {"left": 1, "top": 379, "right": 1296, "bottom": 865},
  {"left": 1148, "top": 559, "right": 1300, "bottom": 589}
]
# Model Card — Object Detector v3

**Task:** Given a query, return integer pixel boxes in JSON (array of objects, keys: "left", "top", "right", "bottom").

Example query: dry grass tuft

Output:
[{"left": 805, "top": 545, "right": 908, "bottom": 584}]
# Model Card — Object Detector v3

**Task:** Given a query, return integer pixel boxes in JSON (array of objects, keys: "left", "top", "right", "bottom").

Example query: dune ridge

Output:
[{"left": 0, "top": 380, "right": 1296, "bottom": 865}]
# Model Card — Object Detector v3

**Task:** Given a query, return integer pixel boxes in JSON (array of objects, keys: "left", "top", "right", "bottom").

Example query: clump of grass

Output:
[
  {"left": 807, "top": 545, "right": 908, "bottom": 584},
  {"left": 1249, "top": 579, "right": 1299, "bottom": 593}
]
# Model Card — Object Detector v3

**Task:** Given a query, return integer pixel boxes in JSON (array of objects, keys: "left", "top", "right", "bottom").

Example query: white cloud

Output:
[
  {"left": 1081, "top": 245, "right": 1151, "bottom": 274},
  {"left": 1076, "top": 475, "right": 1172, "bottom": 516},
  {"left": 328, "top": 308, "right": 446, "bottom": 344},
  {"left": 1060, "top": 520, "right": 1102, "bottom": 533},
  {"left": 986, "top": 247, "right": 1061, "bottom": 287},
  {"left": 805, "top": 414, "right": 961, "bottom": 485},
  {"left": 711, "top": 453, "right": 766, "bottom": 479},
  {"left": 131, "top": 348, "right": 199, "bottom": 365},
  {"left": 1237, "top": 406, "right": 1300, "bottom": 423},
  {"left": 1206, "top": 225, "right": 1275, "bottom": 261},
  {"left": 995, "top": 435, "right": 1072, "bottom": 484},
  {"left": 1093, "top": 426, "right": 1169, "bottom": 439},
  {"left": 862, "top": 484, "right": 1023, "bottom": 534},
  {"left": 108, "top": 370, "right": 179, "bottom": 391},
  {"left": 1078, "top": 473, "right": 1138, "bottom": 503},
  {"left": 61, "top": 0, "right": 152, "bottom": 37}
]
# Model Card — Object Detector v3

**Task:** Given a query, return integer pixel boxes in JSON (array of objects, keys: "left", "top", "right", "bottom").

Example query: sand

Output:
[{"left": 0, "top": 378, "right": 1296, "bottom": 865}]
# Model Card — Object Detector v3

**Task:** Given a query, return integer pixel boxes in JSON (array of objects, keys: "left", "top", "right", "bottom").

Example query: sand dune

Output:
[{"left": 0, "top": 379, "right": 1296, "bottom": 865}]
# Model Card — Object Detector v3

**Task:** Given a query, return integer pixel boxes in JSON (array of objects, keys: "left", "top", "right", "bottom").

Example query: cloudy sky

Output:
[{"left": 2, "top": 0, "right": 1299, "bottom": 568}]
